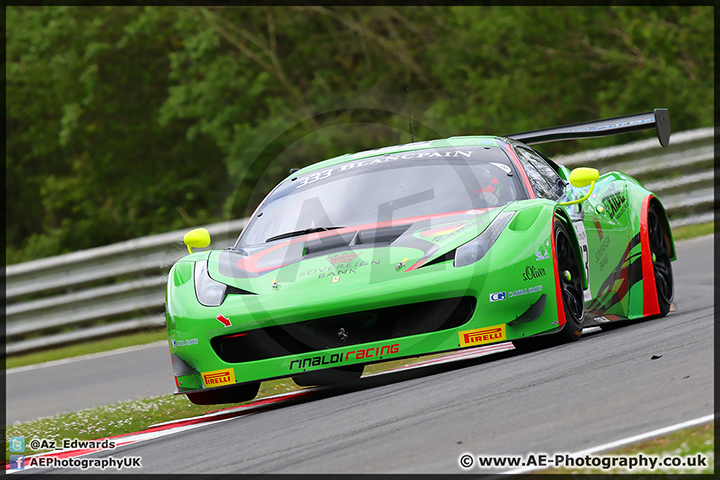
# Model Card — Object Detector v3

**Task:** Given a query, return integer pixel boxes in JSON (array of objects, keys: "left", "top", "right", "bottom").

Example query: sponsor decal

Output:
[
  {"left": 331, "top": 275, "right": 340, "bottom": 283},
  {"left": 300, "top": 149, "right": 477, "bottom": 182},
  {"left": 522, "top": 265, "right": 546, "bottom": 281},
  {"left": 594, "top": 315, "right": 611, "bottom": 323},
  {"left": 593, "top": 216, "right": 603, "bottom": 240},
  {"left": 595, "top": 236, "right": 611, "bottom": 272},
  {"left": 295, "top": 168, "right": 333, "bottom": 189},
  {"left": 489, "top": 291, "right": 506, "bottom": 302},
  {"left": 172, "top": 338, "right": 198, "bottom": 348},
  {"left": 345, "top": 344, "right": 399, "bottom": 361},
  {"left": 326, "top": 252, "right": 360, "bottom": 265},
  {"left": 272, "top": 279, "right": 281, "bottom": 290},
  {"left": 572, "top": 219, "right": 592, "bottom": 301},
  {"left": 215, "top": 314, "right": 232, "bottom": 327},
  {"left": 290, "top": 353, "right": 344, "bottom": 370},
  {"left": 568, "top": 117, "right": 653, "bottom": 132},
  {"left": 459, "top": 324, "right": 506, "bottom": 347},
  {"left": 535, "top": 240, "right": 550, "bottom": 261},
  {"left": 289, "top": 343, "right": 400, "bottom": 370},
  {"left": 508, "top": 285, "right": 543, "bottom": 298},
  {"left": 597, "top": 254, "right": 608, "bottom": 272},
  {"left": 201, "top": 368, "right": 235, "bottom": 387},
  {"left": 601, "top": 185, "right": 628, "bottom": 220},
  {"left": 298, "top": 260, "right": 381, "bottom": 279},
  {"left": 490, "top": 162, "right": 513, "bottom": 175}
]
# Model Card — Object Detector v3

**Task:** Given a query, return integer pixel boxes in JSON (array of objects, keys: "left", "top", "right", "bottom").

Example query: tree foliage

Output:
[{"left": 6, "top": 6, "right": 713, "bottom": 263}]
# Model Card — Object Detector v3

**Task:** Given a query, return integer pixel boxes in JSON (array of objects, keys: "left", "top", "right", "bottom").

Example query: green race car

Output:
[{"left": 166, "top": 109, "right": 675, "bottom": 404}]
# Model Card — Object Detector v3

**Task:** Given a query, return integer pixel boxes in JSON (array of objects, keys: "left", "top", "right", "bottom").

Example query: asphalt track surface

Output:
[
  {"left": 7, "top": 343, "right": 174, "bottom": 424},
  {"left": 9, "top": 234, "right": 715, "bottom": 474}
]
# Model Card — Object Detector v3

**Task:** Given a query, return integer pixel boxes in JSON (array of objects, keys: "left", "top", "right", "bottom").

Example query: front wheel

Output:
[
  {"left": 513, "top": 219, "right": 585, "bottom": 352},
  {"left": 554, "top": 219, "right": 585, "bottom": 342}
]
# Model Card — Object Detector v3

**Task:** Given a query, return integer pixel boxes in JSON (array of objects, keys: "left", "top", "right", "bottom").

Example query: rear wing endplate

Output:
[{"left": 506, "top": 108, "right": 670, "bottom": 147}]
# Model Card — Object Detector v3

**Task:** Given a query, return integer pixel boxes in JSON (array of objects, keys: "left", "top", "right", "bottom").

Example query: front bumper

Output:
[{"left": 167, "top": 247, "right": 560, "bottom": 394}]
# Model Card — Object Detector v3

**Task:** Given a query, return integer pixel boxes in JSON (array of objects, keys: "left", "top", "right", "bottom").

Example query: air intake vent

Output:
[{"left": 212, "top": 296, "right": 476, "bottom": 363}]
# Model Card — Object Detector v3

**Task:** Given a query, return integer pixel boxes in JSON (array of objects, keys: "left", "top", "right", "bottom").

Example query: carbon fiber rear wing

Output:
[{"left": 506, "top": 108, "right": 670, "bottom": 147}]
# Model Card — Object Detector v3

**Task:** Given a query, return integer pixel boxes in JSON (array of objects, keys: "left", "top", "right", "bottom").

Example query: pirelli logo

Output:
[
  {"left": 201, "top": 368, "right": 235, "bottom": 388},
  {"left": 459, "top": 325, "right": 506, "bottom": 347}
]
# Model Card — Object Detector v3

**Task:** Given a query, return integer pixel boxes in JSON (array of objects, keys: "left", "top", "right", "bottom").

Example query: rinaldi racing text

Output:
[{"left": 289, "top": 343, "right": 399, "bottom": 370}]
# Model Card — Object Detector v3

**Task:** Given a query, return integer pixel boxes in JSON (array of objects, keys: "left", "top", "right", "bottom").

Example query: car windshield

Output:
[{"left": 238, "top": 146, "right": 526, "bottom": 246}]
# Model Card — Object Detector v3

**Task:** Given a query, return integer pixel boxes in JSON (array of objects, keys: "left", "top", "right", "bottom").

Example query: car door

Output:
[{"left": 514, "top": 146, "right": 594, "bottom": 303}]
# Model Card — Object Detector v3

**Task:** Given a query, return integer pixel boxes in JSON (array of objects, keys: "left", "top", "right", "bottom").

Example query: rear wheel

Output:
[
  {"left": 648, "top": 205, "right": 674, "bottom": 317},
  {"left": 186, "top": 382, "right": 260, "bottom": 405},
  {"left": 554, "top": 219, "right": 585, "bottom": 342},
  {"left": 292, "top": 365, "right": 364, "bottom": 387}
]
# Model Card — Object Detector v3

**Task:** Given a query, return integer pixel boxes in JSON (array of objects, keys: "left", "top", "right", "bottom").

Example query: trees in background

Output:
[{"left": 6, "top": 6, "right": 713, "bottom": 262}]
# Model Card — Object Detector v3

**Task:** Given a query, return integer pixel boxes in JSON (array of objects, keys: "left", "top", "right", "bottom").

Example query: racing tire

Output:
[
  {"left": 292, "top": 365, "right": 364, "bottom": 387},
  {"left": 186, "top": 382, "right": 260, "bottom": 405},
  {"left": 647, "top": 205, "right": 674, "bottom": 317},
  {"left": 553, "top": 219, "right": 585, "bottom": 343}
]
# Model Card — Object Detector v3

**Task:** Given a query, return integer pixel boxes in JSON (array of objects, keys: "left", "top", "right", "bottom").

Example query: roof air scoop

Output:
[
  {"left": 303, "top": 233, "right": 354, "bottom": 256},
  {"left": 350, "top": 224, "right": 412, "bottom": 246}
]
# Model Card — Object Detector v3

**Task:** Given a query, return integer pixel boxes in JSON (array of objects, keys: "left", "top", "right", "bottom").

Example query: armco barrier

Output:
[
  {"left": 4, "top": 129, "right": 714, "bottom": 354},
  {"left": 5, "top": 219, "right": 247, "bottom": 354}
]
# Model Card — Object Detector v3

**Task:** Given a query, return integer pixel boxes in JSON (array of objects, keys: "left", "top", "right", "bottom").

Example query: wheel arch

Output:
[{"left": 648, "top": 196, "right": 676, "bottom": 261}]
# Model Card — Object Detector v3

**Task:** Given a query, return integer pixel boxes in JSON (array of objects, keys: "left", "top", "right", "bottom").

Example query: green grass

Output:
[
  {"left": 6, "top": 330, "right": 168, "bottom": 370},
  {"left": 539, "top": 422, "right": 714, "bottom": 474},
  {"left": 671, "top": 221, "right": 715, "bottom": 241}
]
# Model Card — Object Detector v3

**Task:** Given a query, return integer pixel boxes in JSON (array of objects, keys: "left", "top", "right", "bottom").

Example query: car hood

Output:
[{"left": 207, "top": 206, "right": 510, "bottom": 293}]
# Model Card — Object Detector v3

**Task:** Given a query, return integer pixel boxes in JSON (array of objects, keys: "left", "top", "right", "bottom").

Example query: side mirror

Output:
[
  {"left": 559, "top": 167, "right": 600, "bottom": 206},
  {"left": 569, "top": 167, "right": 600, "bottom": 188},
  {"left": 183, "top": 228, "right": 211, "bottom": 254}
]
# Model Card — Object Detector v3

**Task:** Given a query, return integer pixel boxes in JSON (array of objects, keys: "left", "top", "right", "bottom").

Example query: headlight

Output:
[
  {"left": 454, "top": 211, "right": 515, "bottom": 267},
  {"left": 194, "top": 260, "right": 227, "bottom": 306}
]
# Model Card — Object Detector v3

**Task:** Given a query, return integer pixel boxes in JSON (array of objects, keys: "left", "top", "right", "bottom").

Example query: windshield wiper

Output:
[{"left": 265, "top": 226, "right": 343, "bottom": 243}]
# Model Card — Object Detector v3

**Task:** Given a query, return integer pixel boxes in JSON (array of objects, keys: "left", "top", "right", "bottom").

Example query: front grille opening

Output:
[{"left": 212, "top": 296, "right": 476, "bottom": 363}]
